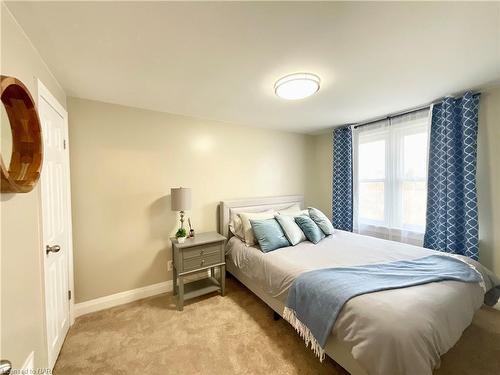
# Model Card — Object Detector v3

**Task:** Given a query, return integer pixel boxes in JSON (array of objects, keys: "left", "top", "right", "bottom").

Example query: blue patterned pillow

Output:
[
  {"left": 294, "top": 215, "right": 325, "bottom": 244},
  {"left": 250, "top": 218, "right": 290, "bottom": 253}
]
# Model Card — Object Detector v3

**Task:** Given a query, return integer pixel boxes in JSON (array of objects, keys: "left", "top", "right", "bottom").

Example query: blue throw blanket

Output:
[{"left": 283, "top": 255, "right": 482, "bottom": 360}]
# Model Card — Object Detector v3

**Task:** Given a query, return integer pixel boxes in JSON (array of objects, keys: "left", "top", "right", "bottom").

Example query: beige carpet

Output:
[{"left": 54, "top": 277, "right": 500, "bottom": 375}]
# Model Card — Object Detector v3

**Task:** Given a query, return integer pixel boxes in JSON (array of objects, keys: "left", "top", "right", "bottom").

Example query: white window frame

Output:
[
  {"left": 357, "top": 128, "right": 388, "bottom": 227},
  {"left": 354, "top": 111, "right": 430, "bottom": 244},
  {"left": 392, "top": 122, "right": 429, "bottom": 233}
]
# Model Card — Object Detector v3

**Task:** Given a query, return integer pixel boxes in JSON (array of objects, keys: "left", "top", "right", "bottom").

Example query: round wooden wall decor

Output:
[{"left": 1, "top": 75, "right": 43, "bottom": 193}]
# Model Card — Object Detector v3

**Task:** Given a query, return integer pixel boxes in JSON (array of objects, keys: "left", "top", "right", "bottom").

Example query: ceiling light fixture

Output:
[{"left": 274, "top": 73, "right": 320, "bottom": 100}]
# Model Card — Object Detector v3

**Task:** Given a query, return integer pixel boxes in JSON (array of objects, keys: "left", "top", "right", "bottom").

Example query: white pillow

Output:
[
  {"left": 275, "top": 214, "right": 306, "bottom": 246},
  {"left": 229, "top": 214, "right": 244, "bottom": 240},
  {"left": 278, "top": 207, "right": 309, "bottom": 217},
  {"left": 278, "top": 203, "right": 302, "bottom": 214},
  {"left": 239, "top": 210, "right": 275, "bottom": 246}
]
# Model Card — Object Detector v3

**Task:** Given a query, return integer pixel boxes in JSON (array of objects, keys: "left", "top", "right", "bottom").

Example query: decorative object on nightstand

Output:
[
  {"left": 170, "top": 231, "right": 227, "bottom": 311},
  {"left": 188, "top": 218, "right": 195, "bottom": 237},
  {"left": 175, "top": 227, "right": 187, "bottom": 243},
  {"left": 171, "top": 187, "right": 191, "bottom": 229}
]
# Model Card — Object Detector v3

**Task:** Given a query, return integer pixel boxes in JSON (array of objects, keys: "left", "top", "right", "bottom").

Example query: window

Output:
[{"left": 354, "top": 109, "right": 430, "bottom": 245}]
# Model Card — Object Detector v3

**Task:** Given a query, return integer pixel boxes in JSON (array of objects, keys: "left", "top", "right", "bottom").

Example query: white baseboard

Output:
[
  {"left": 75, "top": 271, "right": 210, "bottom": 318},
  {"left": 20, "top": 351, "right": 34, "bottom": 372},
  {"left": 75, "top": 281, "right": 172, "bottom": 318}
]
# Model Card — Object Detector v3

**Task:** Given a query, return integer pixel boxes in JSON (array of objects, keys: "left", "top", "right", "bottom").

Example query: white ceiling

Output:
[{"left": 6, "top": 1, "right": 500, "bottom": 133}]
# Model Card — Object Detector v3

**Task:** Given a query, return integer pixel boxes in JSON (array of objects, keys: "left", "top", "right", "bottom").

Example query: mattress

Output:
[{"left": 225, "top": 231, "right": 498, "bottom": 375}]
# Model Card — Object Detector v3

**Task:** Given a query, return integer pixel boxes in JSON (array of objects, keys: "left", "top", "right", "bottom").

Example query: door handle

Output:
[
  {"left": 0, "top": 360, "right": 11, "bottom": 375},
  {"left": 46, "top": 244, "right": 61, "bottom": 255}
]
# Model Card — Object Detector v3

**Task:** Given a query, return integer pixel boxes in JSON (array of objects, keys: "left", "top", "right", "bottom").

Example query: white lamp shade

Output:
[{"left": 171, "top": 187, "right": 191, "bottom": 211}]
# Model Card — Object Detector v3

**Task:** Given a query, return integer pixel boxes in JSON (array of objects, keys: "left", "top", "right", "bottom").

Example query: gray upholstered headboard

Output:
[{"left": 219, "top": 195, "right": 304, "bottom": 239}]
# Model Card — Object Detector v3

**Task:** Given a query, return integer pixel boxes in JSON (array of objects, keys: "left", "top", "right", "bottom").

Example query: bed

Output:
[{"left": 219, "top": 195, "right": 499, "bottom": 375}]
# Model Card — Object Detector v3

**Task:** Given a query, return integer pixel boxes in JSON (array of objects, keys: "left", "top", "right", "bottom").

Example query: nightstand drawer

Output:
[
  {"left": 182, "top": 244, "right": 221, "bottom": 260},
  {"left": 182, "top": 252, "right": 222, "bottom": 272}
]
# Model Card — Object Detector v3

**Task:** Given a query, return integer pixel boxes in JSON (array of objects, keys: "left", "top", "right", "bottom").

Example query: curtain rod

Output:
[
  {"left": 352, "top": 92, "right": 480, "bottom": 130},
  {"left": 353, "top": 104, "right": 430, "bottom": 129}
]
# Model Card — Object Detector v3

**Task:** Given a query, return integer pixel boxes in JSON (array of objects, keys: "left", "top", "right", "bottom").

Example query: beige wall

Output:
[
  {"left": 307, "top": 133, "right": 333, "bottom": 219},
  {"left": 1, "top": 3, "right": 67, "bottom": 370},
  {"left": 68, "top": 97, "right": 310, "bottom": 303},
  {"left": 477, "top": 85, "right": 500, "bottom": 275},
  {"left": 308, "top": 85, "right": 500, "bottom": 275}
]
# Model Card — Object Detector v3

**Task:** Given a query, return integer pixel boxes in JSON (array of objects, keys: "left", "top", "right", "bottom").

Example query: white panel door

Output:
[{"left": 39, "top": 90, "right": 70, "bottom": 369}]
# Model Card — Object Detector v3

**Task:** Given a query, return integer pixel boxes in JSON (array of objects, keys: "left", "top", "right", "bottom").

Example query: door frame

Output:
[{"left": 37, "top": 79, "right": 75, "bottom": 365}]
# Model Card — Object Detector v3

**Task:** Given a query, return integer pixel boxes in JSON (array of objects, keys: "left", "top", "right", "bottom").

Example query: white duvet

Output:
[{"left": 226, "top": 231, "right": 499, "bottom": 375}]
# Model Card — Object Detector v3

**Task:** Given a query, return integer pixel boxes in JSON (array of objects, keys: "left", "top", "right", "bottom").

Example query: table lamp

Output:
[{"left": 171, "top": 187, "right": 191, "bottom": 229}]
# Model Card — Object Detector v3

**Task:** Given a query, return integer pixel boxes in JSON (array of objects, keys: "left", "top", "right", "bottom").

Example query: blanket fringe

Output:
[{"left": 283, "top": 307, "right": 325, "bottom": 362}]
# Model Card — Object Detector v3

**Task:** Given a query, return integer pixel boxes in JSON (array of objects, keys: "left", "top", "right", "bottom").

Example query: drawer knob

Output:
[{"left": 201, "top": 260, "right": 205, "bottom": 265}]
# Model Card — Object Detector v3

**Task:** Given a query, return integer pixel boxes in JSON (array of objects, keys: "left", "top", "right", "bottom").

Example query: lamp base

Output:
[{"left": 180, "top": 210, "right": 185, "bottom": 228}]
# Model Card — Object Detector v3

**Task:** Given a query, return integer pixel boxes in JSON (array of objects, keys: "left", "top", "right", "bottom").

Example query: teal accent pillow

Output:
[
  {"left": 294, "top": 215, "right": 325, "bottom": 244},
  {"left": 308, "top": 207, "right": 335, "bottom": 235},
  {"left": 250, "top": 218, "right": 290, "bottom": 252}
]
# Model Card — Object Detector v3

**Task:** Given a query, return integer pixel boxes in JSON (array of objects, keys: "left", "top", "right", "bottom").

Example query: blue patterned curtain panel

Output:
[
  {"left": 424, "top": 92, "right": 480, "bottom": 260},
  {"left": 332, "top": 127, "right": 353, "bottom": 231}
]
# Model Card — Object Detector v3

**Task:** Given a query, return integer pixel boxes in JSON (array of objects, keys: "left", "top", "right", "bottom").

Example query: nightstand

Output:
[{"left": 170, "top": 232, "right": 227, "bottom": 311}]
